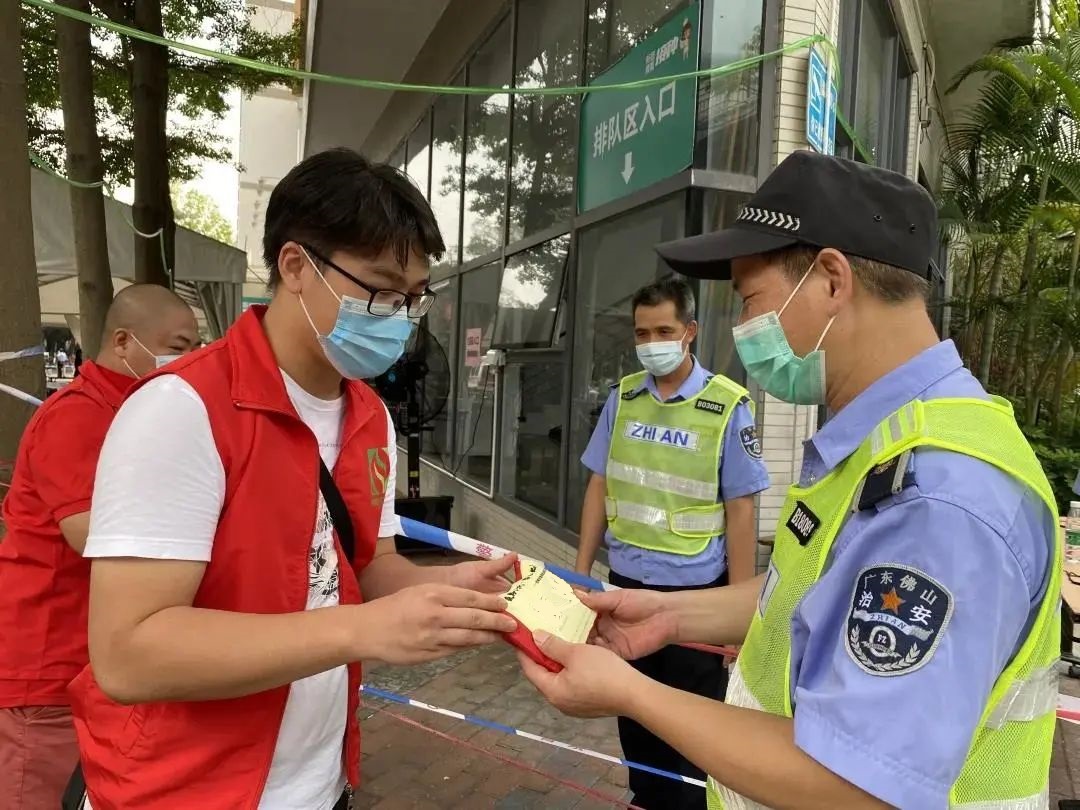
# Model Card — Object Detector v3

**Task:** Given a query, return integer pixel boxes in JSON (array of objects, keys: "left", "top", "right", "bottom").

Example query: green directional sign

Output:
[{"left": 578, "top": 3, "right": 700, "bottom": 213}]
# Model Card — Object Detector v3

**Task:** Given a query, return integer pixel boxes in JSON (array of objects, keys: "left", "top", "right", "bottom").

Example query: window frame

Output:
[{"left": 837, "top": 0, "right": 913, "bottom": 171}]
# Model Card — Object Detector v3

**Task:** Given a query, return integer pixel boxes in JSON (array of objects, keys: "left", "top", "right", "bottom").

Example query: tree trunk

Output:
[
  {"left": 56, "top": 0, "right": 113, "bottom": 357},
  {"left": 0, "top": 0, "right": 45, "bottom": 465},
  {"left": 1021, "top": 177, "right": 1051, "bottom": 426},
  {"left": 977, "top": 240, "right": 1008, "bottom": 387},
  {"left": 131, "top": 0, "right": 172, "bottom": 287},
  {"left": 1052, "top": 232, "right": 1080, "bottom": 436},
  {"left": 1051, "top": 348, "right": 1075, "bottom": 437}
]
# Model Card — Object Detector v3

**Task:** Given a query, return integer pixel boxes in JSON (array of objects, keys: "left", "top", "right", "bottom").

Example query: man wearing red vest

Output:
[
  {"left": 0, "top": 284, "right": 198, "bottom": 810},
  {"left": 69, "top": 148, "right": 517, "bottom": 810}
]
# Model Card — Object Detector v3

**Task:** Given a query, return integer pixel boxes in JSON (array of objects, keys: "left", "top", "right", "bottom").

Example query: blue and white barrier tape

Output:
[
  {"left": 397, "top": 516, "right": 616, "bottom": 593},
  {"left": 360, "top": 683, "right": 707, "bottom": 788},
  {"left": 0, "top": 346, "right": 44, "bottom": 363},
  {"left": 0, "top": 382, "right": 43, "bottom": 407}
]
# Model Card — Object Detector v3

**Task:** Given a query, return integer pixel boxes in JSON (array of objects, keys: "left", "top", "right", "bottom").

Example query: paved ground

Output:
[{"left": 356, "top": 553, "right": 1080, "bottom": 808}]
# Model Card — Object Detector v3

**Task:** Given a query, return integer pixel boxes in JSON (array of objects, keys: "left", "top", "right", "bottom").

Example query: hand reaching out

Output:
[
  {"left": 579, "top": 588, "right": 678, "bottom": 660},
  {"left": 443, "top": 553, "right": 517, "bottom": 594}
]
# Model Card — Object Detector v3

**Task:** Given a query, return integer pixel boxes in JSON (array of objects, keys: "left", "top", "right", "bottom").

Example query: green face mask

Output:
[{"left": 731, "top": 264, "right": 835, "bottom": 405}]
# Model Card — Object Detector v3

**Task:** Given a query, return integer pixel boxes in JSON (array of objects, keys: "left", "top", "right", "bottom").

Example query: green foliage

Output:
[
  {"left": 22, "top": 0, "right": 300, "bottom": 187},
  {"left": 1023, "top": 422, "right": 1080, "bottom": 512},
  {"left": 944, "top": 0, "right": 1080, "bottom": 443},
  {"left": 172, "top": 183, "right": 233, "bottom": 244}
]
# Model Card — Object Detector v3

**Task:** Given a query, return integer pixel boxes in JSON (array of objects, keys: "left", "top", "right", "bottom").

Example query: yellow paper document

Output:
[{"left": 503, "top": 561, "right": 596, "bottom": 644}]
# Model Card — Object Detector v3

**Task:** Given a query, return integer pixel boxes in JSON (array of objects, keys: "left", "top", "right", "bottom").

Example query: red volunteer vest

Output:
[
  {"left": 0, "top": 361, "right": 129, "bottom": 708},
  {"left": 68, "top": 307, "right": 386, "bottom": 809}
]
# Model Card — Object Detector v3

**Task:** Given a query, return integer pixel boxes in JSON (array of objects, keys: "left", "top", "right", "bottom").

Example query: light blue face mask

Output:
[
  {"left": 299, "top": 249, "right": 415, "bottom": 380},
  {"left": 731, "top": 263, "right": 836, "bottom": 405},
  {"left": 636, "top": 339, "right": 687, "bottom": 377}
]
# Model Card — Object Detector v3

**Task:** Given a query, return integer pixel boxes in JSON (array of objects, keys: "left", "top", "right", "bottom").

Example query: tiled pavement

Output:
[
  {"left": 359, "top": 645, "right": 633, "bottom": 809},
  {"left": 358, "top": 554, "right": 1080, "bottom": 808}
]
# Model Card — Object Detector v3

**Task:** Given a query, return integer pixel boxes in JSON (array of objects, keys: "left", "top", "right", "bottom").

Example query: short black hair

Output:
[
  {"left": 631, "top": 277, "right": 696, "bottom": 324},
  {"left": 262, "top": 148, "right": 445, "bottom": 288},
  {"left": 767, "top": 246, "right": 930, "bottom": 304}
]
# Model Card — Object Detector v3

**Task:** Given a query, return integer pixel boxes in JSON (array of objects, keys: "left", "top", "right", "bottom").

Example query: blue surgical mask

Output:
[
  {"left": 636, "top": 339, "right": 687, "bottom": 377},
  {"left": 731, "top": 263, "right": 836, "bottom": 405},
  {"left": 299, "top": 248, "right": 414, "bottom": 380}
]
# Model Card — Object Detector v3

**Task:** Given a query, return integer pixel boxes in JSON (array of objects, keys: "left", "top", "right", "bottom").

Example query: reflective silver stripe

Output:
[
  {"left": 709, "top": 664, "right": 772, "bottom": 809},
  {"left": 606, "top": 499, "right": 724, "bottom": 534},
  {"left": 723, "top": 662, "right": 763, "bottom": 711},
  {"left": 606, "top": 460, "right": 716, "bottom": 502},
  {"left": 605, "top": 499, "right": 667, "bottom": 528},
  {"left": 983, "top": 666, "right": 1059, "bottom": 729},
  {"left": 671, "top": 510, "right": 725, "bottom": 535},
  {"left": 888, "top": 412, "right": 903, "bottom": 446},
  {"left": 952, "top": 787, "right": 1049, "bottom": 809},
  {"left": 871, "top": 425, "right": 885, "bottom": 455}
]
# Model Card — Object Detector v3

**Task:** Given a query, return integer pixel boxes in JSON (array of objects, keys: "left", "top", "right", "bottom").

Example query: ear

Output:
[
  {"left": 110, "top": 329, "right": 130, "bottom": 357},
  {"left": 814, "top": 248, "right": 854, "bottom": 314},
  {"left": 277, "top": 242, "right": 313, "bottom": 294},
  {"left": 684, "top": 319, "right": 699, "bottom": 344}
]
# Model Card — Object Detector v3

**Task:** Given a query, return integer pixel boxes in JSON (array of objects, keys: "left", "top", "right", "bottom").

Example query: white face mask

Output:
[
  {"left": 125, "top": 334, "right": 179, "bottom": 378},
  {"left": 635, "top": 338, "right": 688, "bottom": 377}
]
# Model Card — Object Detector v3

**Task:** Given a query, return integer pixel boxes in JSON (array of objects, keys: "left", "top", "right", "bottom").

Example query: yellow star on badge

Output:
[{"left": 880, "top": 587, "right": 905, "bottom": 614}]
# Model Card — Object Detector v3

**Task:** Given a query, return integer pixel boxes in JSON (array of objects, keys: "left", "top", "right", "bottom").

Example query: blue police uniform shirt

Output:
[
  {"left": 784, "top": 341, "right": 1054, "bottom": 809},
  {"left": 580, "top": 357, "right": 771, "bottom": 586}
]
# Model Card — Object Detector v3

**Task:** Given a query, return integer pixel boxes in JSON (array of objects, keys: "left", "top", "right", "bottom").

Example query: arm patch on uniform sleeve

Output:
[
  {"left": 845, "top": 565, "right": 953, "bottom": 677},
  {"left": 740, "top": 425, "right": 762, "bottom": 459}
]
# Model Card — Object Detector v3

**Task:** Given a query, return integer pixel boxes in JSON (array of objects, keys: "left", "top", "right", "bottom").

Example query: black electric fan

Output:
[{"left": 369, "top": 324, "right": 454, "bottom": 553}]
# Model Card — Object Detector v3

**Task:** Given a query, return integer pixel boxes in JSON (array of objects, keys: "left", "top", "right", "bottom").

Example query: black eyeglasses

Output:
[{"left": 301, "top": 244, "right": 436, "bottom": 318}]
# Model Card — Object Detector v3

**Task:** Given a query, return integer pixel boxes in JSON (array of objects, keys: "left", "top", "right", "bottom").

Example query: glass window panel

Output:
[
  {"left": 463, "top": 16, "right": 512, "bottom": 262},
  {"left": 586, "top": 0, "right": 688, "bottom": 80},
  {"left": 406, "top": 114, "right": 431, "bottom": 199},
  {"left": 565, "top": 195, "right": 685, "bottom": 529},
  {"left": 421, "top": 276, "right": 458, "bottom": 468},
  {"left": 697, "top": 0, "right": 763, "bottom": 175},
  {"left": 453, "top": 261, "right": 502, "bottom": 489},
  {"left": 499, "top": 357, "right": 564, "bottom": 518},
  {"left": 693, "top": 190, "right": 750, "bottom": 382},
  {"left": 431, "top": 77, "right": 464, "bottom": 269},
  {"left": 493, "top": 234, "right": 570, "bottom": 348},
  {"left": 508, "top": 0, "right": 581, "bottom": 242},
  {"left": 854, "top": 0, "right": 894, "bottom": 165}
]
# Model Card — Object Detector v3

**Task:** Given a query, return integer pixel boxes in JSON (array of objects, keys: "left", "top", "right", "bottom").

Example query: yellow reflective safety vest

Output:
[
  {"left": 606, "top": 371, "right": 750, "bottom": 556},
  {"left": 707, "top": 396, "right": 1060, "bottom": 810}
]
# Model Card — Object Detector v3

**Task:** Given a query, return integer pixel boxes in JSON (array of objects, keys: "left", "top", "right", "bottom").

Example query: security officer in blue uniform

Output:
[
  {"left": 519, "top": 151, "right": 1061, "bottom": 810},
  {"left": 577, "top": 277, "right": 770, "bottom": 809}
]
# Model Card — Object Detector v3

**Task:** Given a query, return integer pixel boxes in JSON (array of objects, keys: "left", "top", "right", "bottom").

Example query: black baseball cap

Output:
[{"left": 655, "top": 151, "right": 938, "bottom": 280}]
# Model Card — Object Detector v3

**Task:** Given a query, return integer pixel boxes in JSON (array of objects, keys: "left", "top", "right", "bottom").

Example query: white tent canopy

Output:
[{"left": 31, "top": 168, "right": 245, "bottom": 340}]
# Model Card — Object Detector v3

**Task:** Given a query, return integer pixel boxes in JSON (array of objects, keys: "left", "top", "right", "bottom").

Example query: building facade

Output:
[
  {"left": 237, "top": 0, "right": 304, "bottom": 308},
  {"left": 302, "top": 0, "right": 1034, "bottom": 570}
]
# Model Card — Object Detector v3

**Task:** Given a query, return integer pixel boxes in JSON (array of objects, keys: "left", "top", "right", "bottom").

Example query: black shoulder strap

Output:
[
  {"left": 318, "top": 459, "right": 356, "bottom": 563},
  {"left": 855, "top": 449, "right": 916, "bottom": 512}
]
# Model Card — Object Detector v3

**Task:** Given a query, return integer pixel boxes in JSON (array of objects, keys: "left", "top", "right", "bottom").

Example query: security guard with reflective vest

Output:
[
  {"left": 577, "top": 277, "right": 770, "bottom": 809},
  {"left": 520, "top": 152, "right": 1061, "bottom": 810}
]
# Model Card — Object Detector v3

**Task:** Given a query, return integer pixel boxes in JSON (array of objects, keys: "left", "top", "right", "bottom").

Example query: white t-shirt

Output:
[{"left": 84, "top": 371, "right": 399, "bottom": 810}]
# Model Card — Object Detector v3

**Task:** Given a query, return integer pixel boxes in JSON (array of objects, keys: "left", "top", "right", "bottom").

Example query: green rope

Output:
[
  {"left": 23, "top": 0, "right": 829, "bottom": 97},
  {"left": 28, "top": 148, "right": 103, "bottom": 188}
]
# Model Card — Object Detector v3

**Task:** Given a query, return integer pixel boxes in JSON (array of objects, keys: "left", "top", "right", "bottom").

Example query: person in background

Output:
[
  {"left": 68, "top": 148, "right": 517, "bottom": 810},
  {"left": 521, "top": 151, "right": 1060, "bottom": 810},
  {"left": 0, "top": 284, "right": 199, "bottom": 810},
  {"left": 575, "top": 277, "right": 769, "bottom": 809}
]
